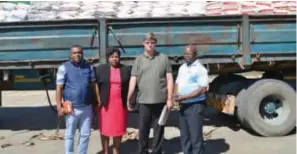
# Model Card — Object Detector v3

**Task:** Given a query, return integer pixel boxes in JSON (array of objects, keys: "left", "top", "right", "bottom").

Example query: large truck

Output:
[{"left": 0, "top": 15, "right": 296, "bottom": 137}]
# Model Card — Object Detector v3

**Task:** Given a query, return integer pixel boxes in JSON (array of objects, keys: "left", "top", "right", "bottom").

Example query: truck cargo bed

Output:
[{"left": 0, "top": 15, "right": 295, "bottom": 72}]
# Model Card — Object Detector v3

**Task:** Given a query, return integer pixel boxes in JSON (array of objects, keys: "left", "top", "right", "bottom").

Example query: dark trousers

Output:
[
  {"left": 179, "top": 102, "right": 205, "bottom": 154},
  {"left": 138, "top": 103, "right": 165, "bottom": 154}
]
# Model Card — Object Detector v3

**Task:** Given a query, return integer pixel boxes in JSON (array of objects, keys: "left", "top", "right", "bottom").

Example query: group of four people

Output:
[{"left": 56, "top": 32, "right": 209, "bottom": 154}]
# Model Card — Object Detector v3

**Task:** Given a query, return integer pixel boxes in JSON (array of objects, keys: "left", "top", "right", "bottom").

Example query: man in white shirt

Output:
[{"left": 174, "top": 45, "right": 209, "bottom": 154}]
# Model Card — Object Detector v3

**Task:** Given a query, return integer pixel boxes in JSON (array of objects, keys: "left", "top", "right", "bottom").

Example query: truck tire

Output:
[
  {"left": 236, "top": 79, "right": 258, "bottom": 129},
  {"left": 235, "top": 89, "right": 248, "bottom": 126},
  {"left": 242, "top": 79, "right": 296, "bottom": 136}
]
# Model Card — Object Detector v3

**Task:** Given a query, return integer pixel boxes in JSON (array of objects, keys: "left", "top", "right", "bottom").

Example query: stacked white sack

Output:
[
  {"left": 95, "top": 1, "right": 118, "bottom": 18},
  {"left": 205, "top": 1, "right": 297, "bottom": 15},
  {"left": 116, "top": 1, "right": 136, "bottom": 18},
  {"left": 221, "top": 2, "right": 241, "bottom": 15},
  {"left": 0, "top": 3, "right": 7, "bottom": 22},
  {"left": 205, "top": 1, "right": 222, "bottom": 16},
  {"left": 129, "top": 1, "right": 153, "bottom": 17},
  {"left": 187, "top": 2, "right": 207, "bottom": 16},
  {"left": 240, "top": 1, "right": 258, "bottom": 15},
  {"left": 0, "top": 2, "right": 30, "bottom": 22},
  {"left": 166, "top": 2, "right": 189, "bottom": 17},
  {"left": 272, "top": 1, "right": 296, "bottom": 15},
  {"left": 288, "top": 1, "right": 297, "bottom": 14},
  {"left": 28, "top": 1, "right": 60, "bottom": 21},
  {"left": 2, "top": 1, "right": 297, "bottom": 22},
  {"left": 76, "top": 1, "right": 97, "bottom": 19},
  {"left": 205, "top": 1, "right": 242, "bottom": 15},
  {"left": 150, "top": 1, "right": 172, "bottom": 17},
  {"left": 57, "top": 1, "right": 81, "bottom": 19},
  {"left": 255, "top": 1, "right": 274, "bottom": 15}
]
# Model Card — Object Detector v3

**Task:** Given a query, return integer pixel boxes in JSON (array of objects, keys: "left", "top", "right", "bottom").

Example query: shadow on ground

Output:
[
  {"left": 96, "top": 137, "right": 229, "bottom": 154},
  {"left": 0, "top": 105, "right": 294, "bottom": 136},
  {"left": 126, "top": 107, "right": 242, "bottom": 131},
  {"left": 0, "top": 106, "right": 62, "bottom": 130}
]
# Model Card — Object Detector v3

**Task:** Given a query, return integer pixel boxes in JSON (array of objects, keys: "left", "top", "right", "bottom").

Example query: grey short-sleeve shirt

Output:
[{"left": 131, "top": 52, "right": 172, "bottom": 104}]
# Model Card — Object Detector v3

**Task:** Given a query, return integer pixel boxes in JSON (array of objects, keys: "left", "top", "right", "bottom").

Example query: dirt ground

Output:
[{"left": 0, "top": 89, "right": 295, "bottom": 154}]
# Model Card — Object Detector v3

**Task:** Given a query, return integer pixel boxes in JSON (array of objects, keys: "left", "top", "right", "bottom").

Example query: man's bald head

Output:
[
  {"left": 184, "top": 44, "right": 197, "bottom": 55},
  {"left": 183, "top": 44, "right": 198, "bottom": 65}
]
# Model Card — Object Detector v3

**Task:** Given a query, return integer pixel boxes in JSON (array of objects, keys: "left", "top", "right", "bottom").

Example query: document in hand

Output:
[{"left": 158, "top": 105, "right": 171, "bottom": 126}]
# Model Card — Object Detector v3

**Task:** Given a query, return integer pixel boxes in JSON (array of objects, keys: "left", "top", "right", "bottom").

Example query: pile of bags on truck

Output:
[
  {"left": 27, "top": 1, "right": 119, "bottom": 20},
  {"left": 0, "top": 2, "right": 30, "bottom": 22},
  {"left": 116, "top": 1, "right": 206, "bottom": 18},
  {"left": 206, "top": 1, "right": 296, "bottom": 16},
  {"left": 27, "top": 1, "right": 60, "bottom": 21},
  {"left": 0, "top": 1, "right": 296, "bottom": 22},
  {"left": 0, "top": 1, "right": 120, "bottom": 21}
]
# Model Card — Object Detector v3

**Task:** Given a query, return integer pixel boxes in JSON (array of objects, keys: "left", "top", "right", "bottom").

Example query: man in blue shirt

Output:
[
  {"left": 174, "top": 45, "right": 209, "bottom": 154},
  {"left": 56, "top": 45, "right": 100, "bottom": 154}
]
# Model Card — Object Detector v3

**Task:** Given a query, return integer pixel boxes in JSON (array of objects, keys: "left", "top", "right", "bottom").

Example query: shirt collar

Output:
[
  {"left": 143, "top": 51, "right": 159, "bottom": 59},
  {"left": 70, "top": 59, "right": 85, "bottom": 67},
  {"left": 185, "top": 59, "right": 199, "bottom": 67}
]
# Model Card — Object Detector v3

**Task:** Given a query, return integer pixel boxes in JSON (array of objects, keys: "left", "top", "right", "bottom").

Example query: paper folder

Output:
[{"left": 158, "top": 105, "right": 171, "bottom": 126}]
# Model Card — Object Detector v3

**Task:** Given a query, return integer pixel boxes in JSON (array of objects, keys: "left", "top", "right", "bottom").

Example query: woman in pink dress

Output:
[{"left": 96, "top": 47, "right": 131, "bottom": 154}]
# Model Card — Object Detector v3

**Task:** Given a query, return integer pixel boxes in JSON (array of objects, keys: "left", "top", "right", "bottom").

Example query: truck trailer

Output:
[{"left": 0, "top": 15, "right": 296, "bottom": 137}]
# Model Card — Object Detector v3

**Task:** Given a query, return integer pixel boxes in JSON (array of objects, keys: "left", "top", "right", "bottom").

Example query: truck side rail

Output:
[{"left": 0, "top": 19, "right": 100, "bottom": 69}]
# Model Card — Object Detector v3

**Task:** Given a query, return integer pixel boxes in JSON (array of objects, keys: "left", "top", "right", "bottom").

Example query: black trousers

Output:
[
  {"left": 179, "top": 102, "right": 206, "bottom": 154},
  {"left": 138, "top": 103, "right": 165, "bottom": 154}
]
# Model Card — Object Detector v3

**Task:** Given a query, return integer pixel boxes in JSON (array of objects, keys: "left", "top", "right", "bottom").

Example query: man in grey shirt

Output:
[{"left": 127, "top": 32, "right": 174, "bottom": 154}]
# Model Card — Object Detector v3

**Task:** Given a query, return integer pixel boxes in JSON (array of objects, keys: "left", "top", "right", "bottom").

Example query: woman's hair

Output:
[{"left": 106, "top": 47, "right": 121, "bottom": 59}]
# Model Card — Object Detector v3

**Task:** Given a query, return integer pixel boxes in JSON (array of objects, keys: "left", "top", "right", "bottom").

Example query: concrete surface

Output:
[{"left": 0, "top": 90, "right": 296, "bottom": 154}]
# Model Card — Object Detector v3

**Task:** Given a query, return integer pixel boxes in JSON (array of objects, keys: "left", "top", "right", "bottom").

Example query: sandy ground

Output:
[{"left": 0, "top": 90, "right": 295, "bottom": 154}]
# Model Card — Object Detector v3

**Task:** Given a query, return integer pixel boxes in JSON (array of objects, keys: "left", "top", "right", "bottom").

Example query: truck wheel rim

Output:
[{"left": 259, "top": 94, "right": 289, "bottom": 126}]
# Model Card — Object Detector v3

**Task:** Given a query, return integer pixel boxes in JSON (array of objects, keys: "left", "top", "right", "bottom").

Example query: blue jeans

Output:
[
  {"left": 179, "top": 102, "right": 206, "bottom": 154},
  {"left": 64, "top": 105, "right": 92, "bottom": 154}
]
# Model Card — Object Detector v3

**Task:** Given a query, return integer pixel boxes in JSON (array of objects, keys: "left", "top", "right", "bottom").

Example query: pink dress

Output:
[{"left": 98, "top": 67, "right": 128, "bottom": 137}]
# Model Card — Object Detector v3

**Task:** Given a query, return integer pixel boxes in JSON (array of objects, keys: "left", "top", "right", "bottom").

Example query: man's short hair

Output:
[
  {"left": 70, "top": 45, "right": 83, "bottom": 52},
  {"left": 143, "top": 32, "right": 158, "bottom": 42}
]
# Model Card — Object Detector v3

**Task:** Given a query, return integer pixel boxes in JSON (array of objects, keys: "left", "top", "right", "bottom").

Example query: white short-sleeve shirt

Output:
[{"left": 175, "top": 60, "right": 209, "bottom": 103}]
